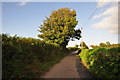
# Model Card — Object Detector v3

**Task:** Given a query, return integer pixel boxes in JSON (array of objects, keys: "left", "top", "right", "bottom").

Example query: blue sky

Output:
[{"left": 2, "top": 2, "right": 118, "bottom": 47}]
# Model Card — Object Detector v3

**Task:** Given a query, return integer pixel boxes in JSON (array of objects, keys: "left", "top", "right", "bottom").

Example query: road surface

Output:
[{"left": 40, "top": 52, "right": 94, "bottom": 79}]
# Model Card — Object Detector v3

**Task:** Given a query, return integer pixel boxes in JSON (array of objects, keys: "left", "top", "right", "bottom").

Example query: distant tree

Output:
[
  {"left": 38, "top": 8, "right": 81, "bottom": 47},
  {"left": 106, "top": 41, "right": 111, "bottom": 47},
  {"left": 99, "top": 43, "right": 106, "bottom": 47},
  {"left": 112, "top": 43, "right": 120, "bottom": 47},
  {"left": 80, "top": 42, "right": 89, "bottom": 49},
  {"left": 75, "top": 44, "right": 79, "bottom": 48},
  {"left": 90, "top": 45, "right": 99, "bottom": 49},
  {"left": 117, "top": 43, "right": 120, "bottom": 47}
]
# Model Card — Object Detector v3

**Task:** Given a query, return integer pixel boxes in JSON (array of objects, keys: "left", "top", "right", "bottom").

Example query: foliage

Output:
[
  {"left": 2, "top": 34, "right": 68, "bottom": 78},
  {"left": 67, "top": 47, "right": 79, "bottom": 52},
  {"left": 99, "top": 42, "right": 106, "bottom": 47},
  {"left": 38, "top": 8, "right": 81, "bottom": 47},
  {"left": 80, "top": 42, "right": 89, "bottom": 49},
  {"left": 90, "top": 45, "right": 99, "bottom": 49},
  {"left": 106, "top": 41, "right": 111, "bottom": 47},
  {"left": 90, "top": 42, "right": 120, "bottom": 49},
  {"left": 79, "top": 46, "right": 120, "bottom": 79},
  {"left": 75, "top": 44, "right": 79, "bottom": 48},
  {"left": 76, "top": 48, "right": 82, "bottom": 55}
]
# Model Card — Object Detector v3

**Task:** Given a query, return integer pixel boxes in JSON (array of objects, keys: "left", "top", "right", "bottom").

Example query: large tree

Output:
[{"left": 38, "top": 8, "right": 81, "bottom": 47}]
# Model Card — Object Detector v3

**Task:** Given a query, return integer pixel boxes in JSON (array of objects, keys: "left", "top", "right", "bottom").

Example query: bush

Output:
[
  {"left": 2, "top": 34, "right": 67, "bottom": 78},
  {"left": 67, "top": 47, "right": 79, "bottom": 52},
  {"left": 79, "top": 47, "right": 120, "bottom": 79},
  {"left": 76, "top": 48, "right": 82, "bottom": 55}
]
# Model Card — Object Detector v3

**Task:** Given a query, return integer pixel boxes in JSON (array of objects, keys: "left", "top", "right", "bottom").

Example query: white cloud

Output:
[
  {"left": 92, "top": 5, "right": 118, "bottom": 34},
  {"left": 19, "top": 2, "right": 27, "bottom": 6},
  {"left": 18, "top": 0, "right": 31, "bottom": 6},
  {"left": 97, "top": 0, "right": 119, "bottom": 8}
]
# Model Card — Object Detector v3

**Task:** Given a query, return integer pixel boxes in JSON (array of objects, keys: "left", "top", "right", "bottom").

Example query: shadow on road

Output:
[{"left": 76, "top": 57, "right": 97, "bottom": 79}]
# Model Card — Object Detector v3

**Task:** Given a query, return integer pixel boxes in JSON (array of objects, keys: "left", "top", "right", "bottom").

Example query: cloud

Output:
[
  {"left": 92, "top": 5, "right": 118, "bottom": 34},
  {"left": 19, "top": 2, "right": 27, "bottom": 6},
  {"left": 97, "top": 0, "right": 119, "bottom": 8},
  {"left": 18, "top": 0, "right": 31, "bottom": 6}
]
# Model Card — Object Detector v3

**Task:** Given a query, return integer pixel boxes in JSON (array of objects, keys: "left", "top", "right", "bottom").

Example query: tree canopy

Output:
[
  {"left": 80, "top": 42, "right": 89, "bottom": 49},
  {"left": 38, "top": 8, "right": 81, "bottom": 47}
]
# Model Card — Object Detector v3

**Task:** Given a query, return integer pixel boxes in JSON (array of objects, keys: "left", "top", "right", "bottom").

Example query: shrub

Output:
[
  {"left": 79, "top": 47, "right": 120, "bottom": 79},
  {"left": 67, "top": 47, "right": 79, "bottom": 52},
  {"left": 2, "top": 34, "right": 67, "bottom": 78}
]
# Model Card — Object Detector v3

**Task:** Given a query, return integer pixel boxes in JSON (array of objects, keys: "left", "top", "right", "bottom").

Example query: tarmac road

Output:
[{"left": 40, "top": 53, "right": 94, "bottom": 79}]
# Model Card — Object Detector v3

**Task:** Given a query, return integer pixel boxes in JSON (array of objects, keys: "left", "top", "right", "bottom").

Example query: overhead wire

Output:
[
  {"left": 80, "top": 0, "right": 119, "bottom": 48},
  {"left": 81, "top": 0, "right": 104, "bottom": 29},
  {"left": 80, "top": 0, "right": 104, "bottom": 48},
  {"left": 81, "top": 0, "right": 119, "bottom": 29}
]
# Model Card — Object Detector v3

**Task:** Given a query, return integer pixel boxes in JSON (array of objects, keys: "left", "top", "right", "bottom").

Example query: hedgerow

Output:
[
  {"left": 67, "top": 47, "right": 79, "bottom": 52},
  {"left": 2, "top": 34, "right": 68, "bottom": 78},
  {"left": 79, "top": 47, "right": 120, "bottom": 79}
]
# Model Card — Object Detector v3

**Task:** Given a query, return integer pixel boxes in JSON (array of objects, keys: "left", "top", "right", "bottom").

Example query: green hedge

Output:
[
  {"left": 2, "top": 34, "right": 67, "bottom": 78},
  {"left": 79, "top": 47, "right": 120, "bottom": 79},
  {"left": 67, "top": 47, "right": 79, "bottom": 52}
]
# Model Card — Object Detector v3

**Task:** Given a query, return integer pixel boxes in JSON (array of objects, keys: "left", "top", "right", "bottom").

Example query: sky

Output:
[{"left": 1, "top": 0, "right": 119, "bottom": 48}]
